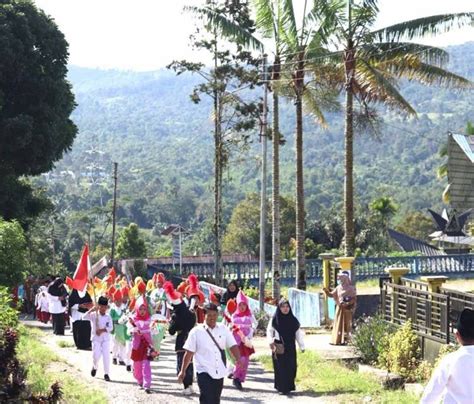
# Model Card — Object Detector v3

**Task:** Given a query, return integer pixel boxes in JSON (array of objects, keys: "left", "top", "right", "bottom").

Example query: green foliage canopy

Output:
[
  {"left": 0, "top": 0, "right": 77, "bottom": 222},
  {"left": 116, "top": 223, "right": 146, "bottom": 259},
  {"left": 0, "top": 218, "right": 28, "bottom": 286}
]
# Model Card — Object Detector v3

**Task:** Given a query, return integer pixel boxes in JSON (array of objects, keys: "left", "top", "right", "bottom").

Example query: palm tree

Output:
[
  {"left": 274, "top": 0, "right": 342, "bottom": 290},
  {"left": 329, "top": 2, "right": 473, "bottom": 256}
]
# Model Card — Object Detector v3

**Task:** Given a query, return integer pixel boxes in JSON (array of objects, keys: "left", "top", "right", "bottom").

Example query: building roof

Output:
[
  {"left": 388, "top": 228, "right": 443, "bottom": 256},
  {"left": 452, "top": 133, "right": 474, "bottom": 163}
]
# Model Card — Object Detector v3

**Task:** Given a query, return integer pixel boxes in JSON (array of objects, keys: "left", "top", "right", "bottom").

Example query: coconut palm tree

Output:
[{"left": 325, "top": 2, "right": 473, "bottom": 256}]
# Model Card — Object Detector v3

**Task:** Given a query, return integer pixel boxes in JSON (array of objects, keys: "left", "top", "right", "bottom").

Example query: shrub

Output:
[
  {"left": 378, "top": 320, "right": 421, "bottom": 382},
  {"left": 0, "top": 287, "right": 19, "bottom": 331},
  {"left": 352, "top": 314, "right": 396, "bottom": 365}
]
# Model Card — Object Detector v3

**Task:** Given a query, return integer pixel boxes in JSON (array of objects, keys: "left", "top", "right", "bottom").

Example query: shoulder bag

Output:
[{"left": 205, "top": 327, "right": 227, "bottom": 366}]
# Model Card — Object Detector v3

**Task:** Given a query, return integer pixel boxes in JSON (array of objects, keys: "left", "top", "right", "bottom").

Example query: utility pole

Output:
[
  {"left": 51, "top": 219, "right": 56, "bottom": 271},
  {"left": 259, "top": 54, "right": 269, "bottom": 311},
  {"left": 111, "top": 162, "right": 118, "bottom": 266}
]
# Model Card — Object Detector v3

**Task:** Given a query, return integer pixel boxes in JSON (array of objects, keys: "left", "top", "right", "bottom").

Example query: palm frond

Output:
[
  {"left": 357, "top": 61, "right": 416, "bottom": 115},
  {"left": 253, "top": 0, "right": 276, "bottom": 39},
  {"left": 185, "top": 5, "right": 264, "bottom": 51},
  {"left": 360, "top": 42, "right": 449, "bottom": 67},
  {"left": 280, "top": 0, "right": 298, "bottom": 49},
  {"left": 302, "top": 87, "right": 328, "bottom": 126},
  {"left": 372, "top": 13, "right": 474, "bottom": 42},
  {"left": 380, "top": 60, "right": 472, "bottom": 89}
]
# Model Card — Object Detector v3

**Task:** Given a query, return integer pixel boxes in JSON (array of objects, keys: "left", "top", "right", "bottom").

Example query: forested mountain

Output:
[{"left": 36, "top": 42, "right": 474, "bottom": 261}]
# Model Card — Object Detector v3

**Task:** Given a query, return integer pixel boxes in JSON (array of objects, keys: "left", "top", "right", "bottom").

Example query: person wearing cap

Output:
[
  {"left": 421, "top": 308, "right": 474, "bottom": 403},
  {"left": 178, "top": 302, "right": 241, "bottom": 404},
  {"left": 83, "top": 296, "right": 113, "bottom": 381}
]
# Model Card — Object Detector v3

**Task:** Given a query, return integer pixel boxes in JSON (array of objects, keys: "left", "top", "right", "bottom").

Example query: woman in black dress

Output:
[
  {"left": 69, "top": 289, "right": 93, "bottom": 350},
  {"left": 266, "top": 299, "right": 305, "bottom": 395}
]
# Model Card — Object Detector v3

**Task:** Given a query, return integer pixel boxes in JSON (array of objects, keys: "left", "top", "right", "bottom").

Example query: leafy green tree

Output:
[
  {"left": 223, "top": 193, "right": 296, "bottom": 257},
  {"left": 0, "top": 0, "right": 77, "bottom": 222},
  {"left": 395, "top": 211, "right": 436, "bottom": 244},
  {"left": 116, "top": 223, "right": 146, "bottom": 259},
  {"left": 0, "top": 218, "right": 28, "bottom": 286}
]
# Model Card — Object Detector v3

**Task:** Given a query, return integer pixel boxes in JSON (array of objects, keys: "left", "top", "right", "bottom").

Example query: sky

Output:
[{"left": 34, "top": 0, "right": 474, "bottom": 71}]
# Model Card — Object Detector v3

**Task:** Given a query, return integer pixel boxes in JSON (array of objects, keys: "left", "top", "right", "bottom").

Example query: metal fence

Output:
[{"left": 148, "top": 254, "right": 474, "bottom": 283}]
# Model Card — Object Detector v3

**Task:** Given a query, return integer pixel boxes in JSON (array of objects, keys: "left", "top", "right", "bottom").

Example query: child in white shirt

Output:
[{"left": 83, "top": 296, "right": 113, "bottom": 381}]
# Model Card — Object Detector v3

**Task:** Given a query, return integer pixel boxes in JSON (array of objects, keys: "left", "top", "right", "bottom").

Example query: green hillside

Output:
[{"left": 34, "top": 42, "right": 474, "bottom": 263}]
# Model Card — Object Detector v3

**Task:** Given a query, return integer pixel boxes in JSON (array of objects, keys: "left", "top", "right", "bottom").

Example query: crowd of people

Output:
[{"left": 26, "top": 270, "right": 306, "bottom": 403}]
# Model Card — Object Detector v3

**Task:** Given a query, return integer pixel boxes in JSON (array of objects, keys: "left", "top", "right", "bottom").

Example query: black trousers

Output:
[
  {"left": 72, "top": 320, "right": 92, "bottom": 350},
  {"left": 197, "top": 372, "right": 223, "bottom": 404},
  {"left": 176, "top": 351, "right": 193, "bottom": 388},
  {"left": 52, "top": 313, "right": 65, "bottom": 335}
]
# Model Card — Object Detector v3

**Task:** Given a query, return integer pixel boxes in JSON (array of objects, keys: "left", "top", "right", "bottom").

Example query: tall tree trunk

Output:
[
  {"left": 344, "top": 39, "right": 356, "bottom": 257},
  {"left": 213, "top": 28, "right": 223, "bottom": 286},
  {"left": 295, "top": 50, "right": 306, "bottom": 290},
  {"left": 272, "top": 55, "right": 281, "bottom": 300}
]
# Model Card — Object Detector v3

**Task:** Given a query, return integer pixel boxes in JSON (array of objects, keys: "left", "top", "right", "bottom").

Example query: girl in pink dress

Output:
[
  {"left": 231, "top": 291, "right": 255, "bottom": 390},
  {"left": 129, "top": 300, "right": 157, "bottom": 394}
]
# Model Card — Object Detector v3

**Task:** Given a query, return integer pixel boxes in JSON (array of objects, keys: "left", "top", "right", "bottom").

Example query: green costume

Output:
[{"left": 110, "top": 304, "right": 128, "bottom": 345}]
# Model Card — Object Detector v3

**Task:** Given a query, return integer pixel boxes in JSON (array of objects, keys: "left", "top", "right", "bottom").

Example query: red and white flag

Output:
[{"left": 66, "top": 244, "right": 91, "bottom": 297}]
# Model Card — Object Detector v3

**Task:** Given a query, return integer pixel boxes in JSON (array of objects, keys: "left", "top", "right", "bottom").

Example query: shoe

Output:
[
  {"left": 145, "top": 389, "right": 151, "bottom": 394},
  {"left": 126, "top": 365, "right": 132, "bottom": 372},
  {"left": 119, "top": 361, "right": 126, "bottom": 366},
  {"left": 183, "top": 387, "right": 192, "bottom": 396},
  {"left": 91, "top": 368, "right": 96, "bottom": 377},
  {"left": 233, "top": 379, "right": 243, "bottom": 390},
  {"left": 227, "top": 374, "right": 234, "bottom": 379},
  {"left": 112, "top": 358, "right": 117, "bottom": 365},
  {"left": 104, "top": 374, "right": 111, "bottom": 382}
]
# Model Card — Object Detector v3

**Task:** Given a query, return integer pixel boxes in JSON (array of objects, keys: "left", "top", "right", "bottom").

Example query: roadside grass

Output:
[
  {"left": 257, "top": 351, "right": 418, "bottom": 404},
  {"left": 17, "top": 326, "right": 107, "bottom": 404},
  {"left": 57, "top": 340, "right": 76, "bottom": 348}
]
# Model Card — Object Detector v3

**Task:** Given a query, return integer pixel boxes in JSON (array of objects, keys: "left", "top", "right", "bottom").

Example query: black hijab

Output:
[
  {"left": 221, "top": 280, "right": 239, "bottom": 304},
  {"left": 48, "top": 278, "right": 67, "bottom": 297},
  {"left": 271, "top": 298, "right": 300, "bottom": 342},
  {"left": 68, "top": 289, "right": 93, "bottom": 310}
]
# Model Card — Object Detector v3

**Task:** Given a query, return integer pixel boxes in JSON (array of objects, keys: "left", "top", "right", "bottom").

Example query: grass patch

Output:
[
  {"left": 57, "top": 340, "right": 76, "bottom": 348},
  {"left": 257, "top": 351, "right": 418, "bottom": 403},
  {"left": 17, "top": 326, "right": 107, "bottom": 404}
]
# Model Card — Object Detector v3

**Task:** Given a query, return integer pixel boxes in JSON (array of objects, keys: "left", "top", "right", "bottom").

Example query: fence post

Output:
[
  {"left": 420, "top": 276, "right": 448, "bottom": 294},
  {"left": 319, "top": 253, "right": 335, "bottom": 325},
  {"left": 385, "top": 267, "right": 409, "bottom": 322},
  {"left": 336, "top": 256, "right": 356, "bottom": 284}
]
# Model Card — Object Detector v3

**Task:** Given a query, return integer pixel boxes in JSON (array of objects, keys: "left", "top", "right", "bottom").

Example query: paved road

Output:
[{"left": 23, "top": 319, "right": 323, "bottom": 403}]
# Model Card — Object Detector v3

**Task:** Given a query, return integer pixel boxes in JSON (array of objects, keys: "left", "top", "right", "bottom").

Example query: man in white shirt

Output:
[
  {"left": 421, "top": 308, "right": 474, "bottom": 404},
  {"left": 83, "top": 296, "right": 114, "bottom": 381},
  {"left": 178, "top": 302, "right": 240, "bottom": 404}
]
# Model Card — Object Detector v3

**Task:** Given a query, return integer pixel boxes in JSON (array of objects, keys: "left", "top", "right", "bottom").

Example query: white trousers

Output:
[
  {"left": 92, "top": 338, "right": 110, "bottom": 375},
  {"left": 112, "top": 337, "right": 130, "bottom": 365}
]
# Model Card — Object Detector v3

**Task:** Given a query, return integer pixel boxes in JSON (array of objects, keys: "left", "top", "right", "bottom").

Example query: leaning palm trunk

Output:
[
  {"left": 272, "top": 57, "right": 281, "bottom": 300},
  {"left": 344, "top": 44, "right": 356, "bottom": 257}
]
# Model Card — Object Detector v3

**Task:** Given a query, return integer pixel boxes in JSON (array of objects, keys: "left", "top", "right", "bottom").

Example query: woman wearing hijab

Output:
[
  {"left": 68, "top": 289, "right": 93, "bottom": 350},
  {"left": 323, "top": 271, "right": 357, "bottom": 345},
  {"left": 267, "top": 299, "right": 305, "bottom": 395},
  {"left": 47, "top": 278, "right": 68, "bottom": 335},
  {"left": 221, "top": 280, "right": 239, "bottom": 305}
]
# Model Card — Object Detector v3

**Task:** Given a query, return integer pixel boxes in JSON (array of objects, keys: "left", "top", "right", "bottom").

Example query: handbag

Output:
[
  {"left": 205, "top": 328, "right": 227, "bottom": 366},
  {"left": 273, "top": 334, "right": 285, "bottom": 356}
]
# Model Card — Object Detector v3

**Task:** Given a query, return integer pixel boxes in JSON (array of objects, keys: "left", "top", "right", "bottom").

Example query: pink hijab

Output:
[
  {"left": 234, "top": 290, "right": 251, "bottom": 317},
  {"left": 133, "top": 297, "right": 150, "bottom": 322},
  {"left": 336, "top": 272, "right": 357, "bottom": 302}
]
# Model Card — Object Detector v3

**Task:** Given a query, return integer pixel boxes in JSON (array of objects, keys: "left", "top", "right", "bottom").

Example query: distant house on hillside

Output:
[{"left": 446, "top": 133, "right": 474, "bottom": 226}]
